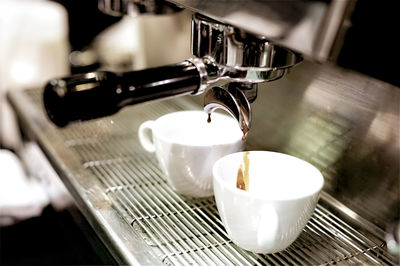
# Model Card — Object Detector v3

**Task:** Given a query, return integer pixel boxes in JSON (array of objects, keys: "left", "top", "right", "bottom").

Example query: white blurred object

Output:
[
  {"left": 0, "top": 142, "right": 74, "bottom": 226},
  {"left": 0, "top": 0, "right": 70, "bottom": 149},
  {"left": 0, "top": 149, "right": 49, "bottom": 226},
  {"left": 94, "top": 16, "right": 144, "bottom": 70},
  {"left": 92, "top": 10, "right": 192, "bottom": 71},
  {"left": 19, "top": 142, "right": 74, "bottom": 211},
  {"left": 136, "top": 10, "right": 192, "bottom": 68},
  {"left": 0, "top": 0, "right": 69, "bottom": 89}
]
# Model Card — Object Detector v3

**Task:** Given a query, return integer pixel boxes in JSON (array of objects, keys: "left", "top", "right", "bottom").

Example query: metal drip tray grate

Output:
[
  {"left": 77, "top": 145, "right": 393, "bottom": 265},
  {"left": 13, "top": 89, "right": 397, "bottom": 265}
]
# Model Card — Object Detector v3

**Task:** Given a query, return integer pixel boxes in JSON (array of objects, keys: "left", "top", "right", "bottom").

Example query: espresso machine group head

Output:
[
  {"left": 190, "top": 14, "right": 302, "bottom": 137},
  {"left": 43, "top": 2, "right": 302, "bottom": 137}
]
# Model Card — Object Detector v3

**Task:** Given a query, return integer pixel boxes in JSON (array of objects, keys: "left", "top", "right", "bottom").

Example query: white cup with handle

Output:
[
  {"left": 138, "top": 110, "right": 244, "bottom": 197},
  {"left": 213, "top": 151, "right": 324, "bottom": 253}
]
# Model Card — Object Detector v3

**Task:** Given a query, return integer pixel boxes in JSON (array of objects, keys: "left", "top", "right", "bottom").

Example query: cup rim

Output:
[
  {"left": 213, "top": 150, "right": 324, "bottom": 201},
  {"left": 152, "top": 110, "right": 243, "bottom": 147}
]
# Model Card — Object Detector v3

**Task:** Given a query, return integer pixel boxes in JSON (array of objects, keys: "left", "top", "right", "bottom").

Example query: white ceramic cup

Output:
[
  {"left": 138, "top": 110, "right": 243, "bottom": 197},
  {"left": 213, "top": 151, "right": 324, "bottom": 253}
]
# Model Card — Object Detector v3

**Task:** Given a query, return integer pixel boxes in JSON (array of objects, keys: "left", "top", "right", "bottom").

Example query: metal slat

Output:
[
  {"left": 308, "top": 220, "right": 369, "bottom": 264},
  {"left": 110, "top": 166, "right": 225, "bottom": 265},
  {"left": 313, "top": 207, "right": 393, "bottom": 265},
  {"left": 100, "top": 162, "right": 227, "bottom": 265},
  {"left": 106, "top": 152, "right": 256, "bottom": 266},
  {"left": 306, "top": 220, "right": 362, "bottom": 263},
  {"left": 122, "top": 159, "right": 255, "bottom": 266},
  {"left": 124, "top": 154, "right": 249, "bottom": 261},
  {"left": 92, "top": 165, "right": 197, "bottom": 265}
]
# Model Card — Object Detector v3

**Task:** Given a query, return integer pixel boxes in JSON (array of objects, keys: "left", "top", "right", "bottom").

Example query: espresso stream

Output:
[
  {"left": 206, "top": 113, "right": 247, "bottom": 141},
  {"left": 236, "top": 151, "right": 250, "bottom": 191},
  {"left": 206, "top": 114, "right": 249, "bottom": 190}
]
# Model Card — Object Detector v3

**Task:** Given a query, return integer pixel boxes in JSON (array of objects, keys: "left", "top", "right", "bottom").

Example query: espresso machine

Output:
[
  {"left": 42, "top": 9, "right": 303, "bottom": 138},
  {"left": 7, "top": 0, "right": 399, "bottom": 264}
]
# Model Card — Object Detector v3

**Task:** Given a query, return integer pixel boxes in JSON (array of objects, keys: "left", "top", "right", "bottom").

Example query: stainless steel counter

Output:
[
  {"left": 9, "top": 86, "right": 395, "bottom": 265},
  {"left": 8, "top": 86, "right": 397, "bottom": 265}
]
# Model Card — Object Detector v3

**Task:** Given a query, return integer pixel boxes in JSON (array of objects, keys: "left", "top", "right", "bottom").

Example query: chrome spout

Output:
[{"left": 204, "top": 83, "right": 252, "bottom": 139}]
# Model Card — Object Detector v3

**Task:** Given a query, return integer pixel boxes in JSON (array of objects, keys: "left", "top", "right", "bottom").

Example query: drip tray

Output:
[{"left": 8, "top": 88, "right": 397, "bottom": 265}]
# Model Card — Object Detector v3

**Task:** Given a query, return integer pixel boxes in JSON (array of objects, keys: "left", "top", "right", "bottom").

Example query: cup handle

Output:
[
  {"left": 257, "top": 204, "right": 279, "bottom": 249},
  {"left": 138, "top": 120, "right": 156, "bottom": 153}
]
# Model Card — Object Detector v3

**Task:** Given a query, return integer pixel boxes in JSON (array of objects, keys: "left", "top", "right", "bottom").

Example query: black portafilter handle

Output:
[{"left": 43, "top": 61, "right": 200, "bottom": 127}]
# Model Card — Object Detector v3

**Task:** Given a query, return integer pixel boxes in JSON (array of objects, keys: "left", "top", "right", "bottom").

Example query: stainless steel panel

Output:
[{"left": 168, "top": 0, "right": 355, "bottom": 61}]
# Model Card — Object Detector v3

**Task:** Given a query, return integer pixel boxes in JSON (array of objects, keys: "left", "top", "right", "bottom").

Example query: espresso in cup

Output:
[
  {"left": 138, "top": 110, "right": 243, "bottom": 197},
  {"left": 213, "top": 151, "right": 324, "bottom": 253}
]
